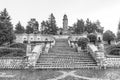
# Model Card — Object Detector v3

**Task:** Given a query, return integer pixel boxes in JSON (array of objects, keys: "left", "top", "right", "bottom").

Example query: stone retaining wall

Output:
[
  {"left": 87, "top": 44, "right": 105, "bottom": 67},
  {"left": 104, "top": 57, "right": 120, "bottom": 68},
  {"left": 0, "top": 57, "right": 28, "bottom": 69}
]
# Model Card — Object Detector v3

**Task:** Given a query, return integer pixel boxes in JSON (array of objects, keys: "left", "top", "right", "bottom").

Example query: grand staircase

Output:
[{"left": 35, "top": 38, "right": 98, "bottom": 69}]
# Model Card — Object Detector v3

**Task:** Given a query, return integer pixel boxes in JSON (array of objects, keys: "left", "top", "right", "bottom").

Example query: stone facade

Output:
[
  {"left": 63, "top": 14, "right": 69, "bottom": 34},
  {"left": 63, "top": 14, "right": 68, "bottom": 31},
  {"left": 15, "top": 33, "right": 54, "bottom": 43}
]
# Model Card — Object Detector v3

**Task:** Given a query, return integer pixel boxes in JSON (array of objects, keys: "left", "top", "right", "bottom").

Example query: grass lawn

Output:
[
  {"left": 0, "top": 70, "right": 63, "bottom": 80},
  {"left": 74, "top": 69, "right": 105, "bottom": 79},
  {"left": 58, "top": 76, "right": 87, "bottom": 80}
]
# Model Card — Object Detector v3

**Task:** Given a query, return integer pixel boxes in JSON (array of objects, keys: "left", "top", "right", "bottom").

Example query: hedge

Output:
[
  {"left": 0, "top": 47, "right": 26, "bottom": 57},
  {"left": 9, "top": 43, "right": 27, "bottom": 51}
]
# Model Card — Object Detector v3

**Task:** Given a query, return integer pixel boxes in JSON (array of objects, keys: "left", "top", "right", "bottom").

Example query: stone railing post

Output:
[{"left": 26, "top": 44, "right": 32, "bottom": 56}]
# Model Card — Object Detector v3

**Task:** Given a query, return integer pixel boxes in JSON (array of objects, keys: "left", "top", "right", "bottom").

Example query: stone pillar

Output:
[{"left": 26, "top": 44, "right": 31, "bottom": 56}]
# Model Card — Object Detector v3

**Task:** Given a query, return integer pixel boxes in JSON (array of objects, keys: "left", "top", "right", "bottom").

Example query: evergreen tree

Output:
[
  {"left": 0, "top": 8, "right": 16, "bottom": 45},
  {"left": 15, "top": 21, "right": 25, "bottom": 34},
  {"left": 117, "top": 21, "right": 120, "bottom": 41},
  {"left": 25, "top": 25, "right": 33, "bottom": 34},
  {"left": 41, "top": 13, "right": 58, "bottom": 35},
  {"left": 85, "top": 18, "right": 94, "bottom": 33},
  {"left": 41, "top": 20, "right": 47, "bottom": 34},
  {"left": 95, "top": 20, "right": 103, "bottom": 33},
  {"left": 27, "top": 18, "right": 39, "bottom": 34},
  {"left": 48, "top": 13, "right": 57, "bottom": 35},
  {"left": 74, "top": 19, "right": 85, "bottom": 34}
]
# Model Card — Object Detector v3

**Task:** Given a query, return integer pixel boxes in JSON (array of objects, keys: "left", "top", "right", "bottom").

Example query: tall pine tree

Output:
[
  {"left": 74, "top": 19, "right": 85, "bottom": 34},
  {"left": 15, "top": 21, "right": 25, "bottom": 34},
  {"left": 0, "top": 8, "right": 16, "bottom": 45},
  {"left": 48, "top": 13, "right": 57, "bottom": 35}
]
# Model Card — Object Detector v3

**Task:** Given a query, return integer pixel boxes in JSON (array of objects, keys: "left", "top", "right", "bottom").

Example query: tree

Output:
[
  {"left": 41, "top": 13, "right": 58, "bottom": 35},
  {"left": 77, "top": 37, "right": 89, "bottom": 49},
  {"left": 95, "top": 20, "right": 104, "bottom": 33},
  {"left": 28, "top": 18, "right": 39, "bottom": 34},
  {"left": 103, "top": 30, "right": 116, "bottom": 45},
  {"left": 41, "top": 20, "right": 48, "bottom": 34},
  {"left": 0, "top": 8, "right": 16, "bottom": 45},
  {"left": 85, "top": 18, "right": 98, "bottom": 33},
  {"left": 15, "top": 21, "right": 25, "bottom": 34},
  {"left": 25, "top": 18, "right": 39, "bottom": 34},
  {"left": 48, "top": 13, "right": 57, "bottom": 35},
  {"left": 117, "top": 32, "right": 120, "bottom": 41},
  {"left": 87, "top": 33, "right": 97, "bottom": 44},
  {"left": 117, "top": 21, "right": 120, "bottom": 41},
  {"left": 25, "top": 25, "right": 33, "bottom": 34},
  {"left": 74, "top": 19, "right": 85, "bottom": 34}
]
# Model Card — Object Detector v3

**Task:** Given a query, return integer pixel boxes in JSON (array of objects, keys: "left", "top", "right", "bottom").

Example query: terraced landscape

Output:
[
  {"left": 1, "top": 38, "right": 120, "bottom": 80},
  {"left": 35, "top": 38, "right": 98, "bottom": 69}
]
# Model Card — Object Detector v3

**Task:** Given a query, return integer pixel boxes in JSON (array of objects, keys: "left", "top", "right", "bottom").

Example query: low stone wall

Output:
[
  {"left": 87, "top": 43, "right": 120, "bottom": 68},
  {"left": 104, "top": 57, "right": 120, "bottom": 68},
  {"left": 0, "top": 57, "right": 27, "bottom": 69},
  {"left": 15, "top": 34, "right": 55, "bottom": 43},
  {"left": 87, "top": 44, "right": 105, "bottom": 67}
]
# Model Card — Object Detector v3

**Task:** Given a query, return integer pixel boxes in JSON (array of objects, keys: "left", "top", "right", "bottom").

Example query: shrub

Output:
[
  {"left": 103, "top": 30, "right": 116, "bottom": 45},
  {"left": 0, "top": 47, "right": 26, "bottom": 57},
  {"left": 109, "top": 49, "right": 120, "bottom": 55},
  {"left": 77, "top": 37, "right": 89, "bottom": 49},
  {"left": 9, "top": 43, "right": 27, "bottom": 51},
  {"left": 87, "top": 33, "right": 97, "bottom": 44}
]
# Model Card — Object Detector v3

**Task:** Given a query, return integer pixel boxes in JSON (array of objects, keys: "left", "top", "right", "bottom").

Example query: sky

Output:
[{"left": 0, "top": 0, "right": 120, "bottom": 34}]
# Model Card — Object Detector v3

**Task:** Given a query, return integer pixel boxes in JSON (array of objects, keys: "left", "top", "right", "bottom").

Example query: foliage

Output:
[
  {"left": 74, "top": 19, "right": 85, "bottom": 34},
  {"left": 73, "top": 18, "right": 103, "bottom": 34},
  {"left": 85, "top": 19, "right": 98, "bottom": 33},
  {"left": 0, "top": 47, "right": 26, "bottom": 57},
  {"left": 0, "top": 8, "right": 16, "bottom": 45},
  {"left": 117, "top": 32, "right": 120, "bottom": 41},
  {"left": 25, "top": 18, "right": 39, "bottom": 34},
  {"left": 109, "top": 48, "right": 120, "bottom": 55},
  {"left": 105, "top": 44, "right": 120, "bottom": 55},
  {"left": 40, "top": 13, "right": 58, "bottom": 35},
  {"left": 103, "top": 30, "right": 116, "bottom": 45},
  {"left": 41, "top": 21, "right": 49, "bottom": 34},
  {"left": 77, "top": 37, "right": 89, "bottom": 49},
  {"left": 15, "top": 21, "right": 25, "bottom": 34},
  {"left": 0, "top": 42, "right": 27, "bottom": 57},
  {"left": 28, "top": 18, "right": 39, "bottom": 34},
  {"left": 117, "top": 22, "right": 120, "bottom": 41},
  {"left": 9, "top": 43, "right": 27, "bottom": 51},
  {"left": 87, "top": 33, "right": 97, "bottom": 44},
  {"left": 25, "top": 25, "right": 33, "bottom": 34}
]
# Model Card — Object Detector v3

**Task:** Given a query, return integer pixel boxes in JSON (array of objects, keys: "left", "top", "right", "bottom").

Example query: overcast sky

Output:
[{"left": 0, "top": 0, "right": 120, "bottom": 33}]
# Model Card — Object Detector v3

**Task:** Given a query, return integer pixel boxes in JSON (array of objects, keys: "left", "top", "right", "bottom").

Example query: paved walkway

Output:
[{"left": 47, "top": 70, "right": 100, "bottom": 80}]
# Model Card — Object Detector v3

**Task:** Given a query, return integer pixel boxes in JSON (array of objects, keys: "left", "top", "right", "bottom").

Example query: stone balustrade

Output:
[
  {"left": 68, "top": 38, "right": 77, "bottom": 48},
  {"left": 104, "top": 57, "right": 120, "bottom": 68},
  {"left": 44, "top": 44, "right": 50, "bottom": 53},
  {"left": 87, "top": 44, "right": 105, "bottom": 67},
  {"left": 28, "top": 45, "right": 44, "bottom": 67},
  {"left": 0, "top": 57, "right": 28, "bottom": 69}
]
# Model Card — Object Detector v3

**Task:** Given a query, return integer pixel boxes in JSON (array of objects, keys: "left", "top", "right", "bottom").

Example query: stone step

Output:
[
  {"left": 37, "top": 59, "right": 93, "bottom": 62},
  {"left": 35, "top": 39, "right": 98, "bottom": 69},
  {"left": 36, "top": 62, "right": 96, "bottom": 64},
  {"left": 35, "top": 64, "right": 98, "bottom": 69},
  {"left": 41, "top": 53, "right": 91, "bottom": 55},
  {"left": 40, "top": 55, "right": 93, "bottom": 58},
  {"left": 35, "top": 63, "right": 97, "bottom": 66},
  {"left": 37, "top": 57, "right": 96, "bottom": 60}
]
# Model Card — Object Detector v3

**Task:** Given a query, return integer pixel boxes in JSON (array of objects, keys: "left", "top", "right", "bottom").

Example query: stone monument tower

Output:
[{"left": 63, "top": 14, "right": 68, "bottom": 34}]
